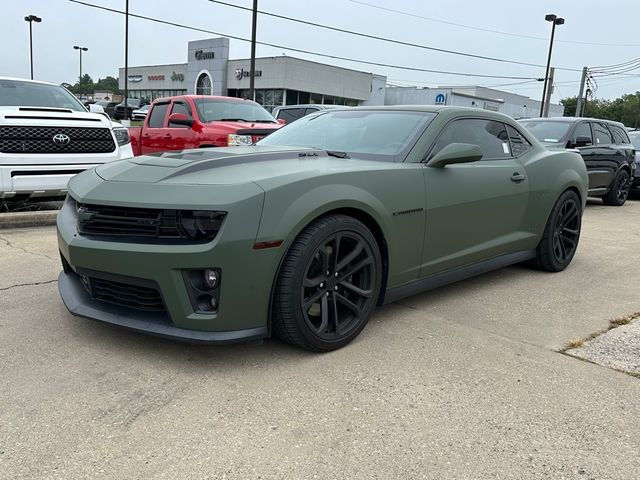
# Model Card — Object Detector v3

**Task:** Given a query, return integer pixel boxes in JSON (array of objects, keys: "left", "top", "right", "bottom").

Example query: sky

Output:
[{"left": 2, "top": 0, "right": 640, "bottom": 104}]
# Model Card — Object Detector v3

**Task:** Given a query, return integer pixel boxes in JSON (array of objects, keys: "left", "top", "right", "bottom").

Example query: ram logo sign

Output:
[
  {"left": 434, "top": 93, "right": 447, "bottom": 105},
  {"left": 195, "top": 50, "right": 215, "bottom": 60}
]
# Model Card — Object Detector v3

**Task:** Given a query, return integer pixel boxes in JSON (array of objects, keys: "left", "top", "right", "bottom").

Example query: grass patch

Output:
[{"left": 565, "top": 338, "right": 584, "bottom": 349}]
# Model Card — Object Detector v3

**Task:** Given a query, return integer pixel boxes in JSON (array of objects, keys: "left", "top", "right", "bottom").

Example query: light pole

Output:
[
  {"left": 539, "top": 13, "right": 564, "bottom": 117},
  {"left": 73, "top": 45, "right": 88, "bottom": 97},
  {"left": 24, "top": 15, "right": 42, "bottom": 80}
]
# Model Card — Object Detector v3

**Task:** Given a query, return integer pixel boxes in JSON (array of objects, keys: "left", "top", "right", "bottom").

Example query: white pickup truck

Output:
[{"left": 0, "top": 77, "right": 133, "bottom": 200}]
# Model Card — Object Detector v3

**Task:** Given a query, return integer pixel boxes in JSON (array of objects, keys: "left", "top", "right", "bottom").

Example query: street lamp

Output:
[
  {"left": 73, "top": 45, "right": 88, "bottom": 97},
  {"left": 539, "top": 13, "right": 564, "bottom": 117},
  {"left": 24, "top": 15, "right": 42, "bottom": 80}
]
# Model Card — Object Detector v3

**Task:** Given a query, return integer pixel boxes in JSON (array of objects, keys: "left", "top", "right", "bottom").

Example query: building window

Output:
[{"left": 196, "top": 72, "right": 212, "bottom": 95}]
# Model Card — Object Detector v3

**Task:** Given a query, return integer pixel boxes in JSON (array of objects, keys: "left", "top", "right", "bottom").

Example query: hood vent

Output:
[{"left": 19, "top": 107, "right": 74, "bottom": 113}]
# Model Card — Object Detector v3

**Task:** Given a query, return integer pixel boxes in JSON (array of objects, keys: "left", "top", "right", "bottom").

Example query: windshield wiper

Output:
[
  {"left": 219, "top": 118, "right": 250, "bottom": 122},
  {"left": 326, "top": 150, "right": 350, "bottom": 159}
]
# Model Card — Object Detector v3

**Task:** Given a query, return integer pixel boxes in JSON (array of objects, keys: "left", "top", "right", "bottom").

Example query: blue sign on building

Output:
[{"left": 435, "top": 93, "right": 446, "bottom": 105}]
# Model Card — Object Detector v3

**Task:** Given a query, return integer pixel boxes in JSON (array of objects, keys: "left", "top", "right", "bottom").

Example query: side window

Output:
[
  {"left": 591, "top": 122, "right": 612, "bottom": 145},
  {"left": 304, "top": 107, "right": 321, "bottom": 116},
  {"left": 573, "top": 122, "right": 592, "bottom": 143},
  {"left": 505, "top": 124, "right": 532, "bottom": 156},
  {"left": 431, "top": 118, "right": 511, "bottom": 160},
  {"left": 147, "top": 103, "right": 170, "bottom": 128},
  {"left": 610, "top": 125, "right": 629, "bottom": 144},
  {"left": 168, "top": 101, "right": 192, "bottom": 128},
  {"left": 277, "top": 108, "right": 305, "bottom": 123}
]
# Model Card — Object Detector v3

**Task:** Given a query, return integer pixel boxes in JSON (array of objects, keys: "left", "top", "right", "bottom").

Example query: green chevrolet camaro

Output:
[{"left": 57, "top": 106, "right": 588, "bottom": 351}]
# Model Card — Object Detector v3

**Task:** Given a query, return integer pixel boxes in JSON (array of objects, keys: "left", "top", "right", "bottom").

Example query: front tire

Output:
[
  {"left": 602, "top": 170, "right": 630, "bottom": 206},
  {"left": 273, "top": 215, "right": 382, "bottom": 352},
  {"left": 532, "top": 190, "right": 582, "bottom": 272}
]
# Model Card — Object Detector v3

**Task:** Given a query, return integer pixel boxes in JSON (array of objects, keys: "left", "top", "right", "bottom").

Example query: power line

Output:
[
  {"left": 348, "top": 0, "right": 640, "bottom": 48},
  {"left": 66, "top": 0, "right": 543, "bottom": 80},
  {"left": 206, "top": 0, "right": 580, "bottom": 72}
]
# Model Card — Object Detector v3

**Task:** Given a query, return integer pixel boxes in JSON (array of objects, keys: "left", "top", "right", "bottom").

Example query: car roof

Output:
[
  {"left": 520, "top": 116, "right": 627, "bottom": 128},
  {"left": 0, "top": 76, "right": 61, "bottom": 87},
  {"left": 152, "top": 94, "right": 259, "bottom": 104},
  {"left": 275, "top": 104, "right": 343, "bottom": 110}
]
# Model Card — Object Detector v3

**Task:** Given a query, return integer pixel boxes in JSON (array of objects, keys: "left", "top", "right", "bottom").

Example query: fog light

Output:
[
  {"left": 204, "top": 269, "right": 219, "bottom": 289},
  {"left": 209, "top": 297, "right": 218, "bottom": 310}
]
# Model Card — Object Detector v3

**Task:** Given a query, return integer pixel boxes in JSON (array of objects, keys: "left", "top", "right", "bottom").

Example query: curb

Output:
[{"left": 0, "top": 210, "right": 59, "bottom": 230}]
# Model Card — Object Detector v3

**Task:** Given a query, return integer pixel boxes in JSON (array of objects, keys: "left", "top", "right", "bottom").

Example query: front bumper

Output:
[{"left": 58, "top": 270, "right": 267, "bottom": 344}]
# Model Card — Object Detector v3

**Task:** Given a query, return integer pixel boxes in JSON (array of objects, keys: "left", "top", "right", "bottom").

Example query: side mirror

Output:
[
  {"left": 428, "top": 143, "right": 483, "bottom": 168},
  {"left": 168, "top": 112, "right": 194, "bottom": 127},
  {"left": 88, "top": 103, "right": 105, "bottom": 113},
  {"left": 277, "top": 118, "right": 286, "bottom": 125},
  {"left": 573, "top": 135, "right": 592, "bottom": 147}
]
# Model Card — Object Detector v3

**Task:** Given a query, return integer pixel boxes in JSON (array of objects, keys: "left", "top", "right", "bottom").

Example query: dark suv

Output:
[
  {"left": 519, "top": 117, "right": 636, "bottom": 206},
  {"left": 114, "top": 98, "right": 148, "bottom": 120}
]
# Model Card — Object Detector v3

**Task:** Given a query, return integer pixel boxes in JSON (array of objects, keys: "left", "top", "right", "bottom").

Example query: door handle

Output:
[
  {"left": 163, "top": 134, "right": 172, "bottom": 139},
  {"left": 511, "top": 172, "right": 526, "bottom": 183},
  {"left": 142, "top": 134, "right": 150, "bottom": 138}
]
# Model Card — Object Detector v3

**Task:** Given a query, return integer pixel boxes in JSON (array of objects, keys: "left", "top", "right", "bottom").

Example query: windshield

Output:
[
  {"left": 0, "top": 79, "right": 85, "bottom": 111},
  {"left": 519, "top": 119, "right": 572, "bottom": 143},
  {"left": 259, "top": 110, "right": 436, "bottom": 159},
  {"left": 629, "top": 133, "right": 640, "bottom": 149},
  {"left": 193, "top": 98, "right": 277, "bottom": 123}
]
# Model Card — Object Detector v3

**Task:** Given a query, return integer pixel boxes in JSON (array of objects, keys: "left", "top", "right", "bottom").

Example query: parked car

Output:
[
  {"left": 272, "top": 104, "right": 343, "bottom": 124},
  {"left": 628, "top": 130, "right": 640, "bottom": 192},
  {"left": 0, "top": 77, "right": 133, "bottom": 201},
  {"left": 131, "top": 104, "right": 150, "bottom": 121},
  {"left": 95, "top": 100, "right": 119, "bottom": 119},
  {"left": 57, "top": 106, "right": 587, "bottom": 351},
  {"left": 113, "top": 98, "right": 148, "bottom": 120},
  {"left": 519, "top": 117, "right": 636, "bottom": 206},
  {"left": 127, "top": 95, "right": 282, "bottom": 156}
]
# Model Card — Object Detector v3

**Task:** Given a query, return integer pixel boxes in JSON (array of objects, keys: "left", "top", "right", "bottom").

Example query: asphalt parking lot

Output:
[{"left": 1, "top": 199, "right": 639, "bottom": 480}]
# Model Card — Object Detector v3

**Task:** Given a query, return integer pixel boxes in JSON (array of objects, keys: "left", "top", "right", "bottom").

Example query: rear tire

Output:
[
  {"left": 532, "top": 190, "right": 582, "bottom": 272},
  {"left": 602, "top": 170, "right": 630, "bottom": 206},
  {"left": 273, "top": 215, "right": 382, "bottom": 352}
]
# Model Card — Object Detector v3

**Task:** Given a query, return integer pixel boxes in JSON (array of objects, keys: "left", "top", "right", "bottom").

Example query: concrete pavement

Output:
[{"left": 1, "top": 200, "right": 639, "bottom": 479}]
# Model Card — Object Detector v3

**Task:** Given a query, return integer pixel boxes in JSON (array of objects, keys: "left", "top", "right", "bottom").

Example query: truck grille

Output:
[
  {"left": 0, "top": 126, "right": 116, "bottom": 154},
  {"left": 81, "top": 275, "right": 165, "bottom": 312}
]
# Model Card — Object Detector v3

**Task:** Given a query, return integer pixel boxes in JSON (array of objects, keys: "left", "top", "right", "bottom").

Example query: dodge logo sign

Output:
[{"left": 52, "top": 133, "right": 71, "bottom": 145}]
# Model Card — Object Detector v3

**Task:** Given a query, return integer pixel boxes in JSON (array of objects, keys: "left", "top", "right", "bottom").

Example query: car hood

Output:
[
  {"left": 202, "top": 120, "right": 281, "bottom": 133},
  {"left": 0, "top": 106, "right": 114, "bottom": 127},
  {"left": 94, "top": 145, "right": 391, "bottom": 187}
]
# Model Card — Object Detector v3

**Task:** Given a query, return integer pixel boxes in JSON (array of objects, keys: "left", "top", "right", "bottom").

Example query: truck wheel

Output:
[{"left": 602, "top": 170, "right": 630, "bottom": 206}]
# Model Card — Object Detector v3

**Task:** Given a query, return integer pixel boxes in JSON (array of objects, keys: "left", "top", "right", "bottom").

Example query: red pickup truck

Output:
[{"left": 128, "top": 95, "right": 283, "bottom": 156}]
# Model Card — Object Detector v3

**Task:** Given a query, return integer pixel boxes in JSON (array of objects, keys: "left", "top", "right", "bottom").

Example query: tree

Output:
[
  {"left": 94, "top": 76, "right": 120, "bottom": 94},
  {"left": 561, "top": 92, "right": 640, "bottom": 128}
]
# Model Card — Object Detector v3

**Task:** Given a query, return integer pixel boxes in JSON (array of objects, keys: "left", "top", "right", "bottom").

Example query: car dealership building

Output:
[
  {"left": 119, "top": 36, "right": 562, "bottom": 116},
  {"left": 119, "top": 37, "right": 386, "bottom": 111}
]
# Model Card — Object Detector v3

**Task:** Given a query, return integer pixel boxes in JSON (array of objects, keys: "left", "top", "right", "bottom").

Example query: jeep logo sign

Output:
[{"left": 195, "top": 50, "right": 215, "bottom": 60}]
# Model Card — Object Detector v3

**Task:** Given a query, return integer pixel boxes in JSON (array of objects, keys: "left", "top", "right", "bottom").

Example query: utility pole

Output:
[
  {"left": 124, "top": 0, "right": 129, "bottom": 122},
  {"left": 249, "top": 0, "right": 258, "bottom": 101},
  {"left": 575, "top": 66, "right": 588, "bottom": 117},
  {"left": 543, "top": 67, "right": 555, "bottom": 117}
]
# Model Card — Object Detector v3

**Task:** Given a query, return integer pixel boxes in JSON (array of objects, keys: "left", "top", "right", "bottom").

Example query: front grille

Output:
[
  {"left": 76, "top": 202, "right": 184, "bottom": 240},
  {"left": 0, "top": 126, "right": 116, "bottom": 154},
  {"left": 81, "top": 275, "right": 165, "bottom": 311}
]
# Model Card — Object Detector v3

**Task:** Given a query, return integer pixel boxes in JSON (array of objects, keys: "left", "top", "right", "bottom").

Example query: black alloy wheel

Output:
[
  {"left": 532, "top": 190, "right": 582, "bottom": 272},
  {"left": 602, "top": 170, "right": 630, "bottom": 206},
  {"left": 273, "top": 215, "right": 382, "bottom": 351}
]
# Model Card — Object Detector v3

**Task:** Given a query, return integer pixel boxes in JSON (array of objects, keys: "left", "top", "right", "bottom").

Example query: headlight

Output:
[
  {"left": 178, "top": 210, "right": 226, "bottom": 240},
  {"left": 113, "top": 127, "right": 130, "bottom": 146},
  {"left": 227, "top": 134, "right": 253, "bottom": 146}
]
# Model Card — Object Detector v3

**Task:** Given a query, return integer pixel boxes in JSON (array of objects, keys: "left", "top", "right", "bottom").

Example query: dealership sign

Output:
[
  {"left": 148, "top": 75, "right": 165, "bottom": 81},
  {"left": 171, "top": 71, "right": 185, "bottom": 82},
  {"left": 234, "top": 68, "right": 263, "bottom": 80},
  {"left": 195, "top": 50, "right": 215, "bottom": 60},
  {"left": 434, "top": 93, "right": 447, "bottom": 105},
  {"left": 127, "top": 75, "right": 143, "bottom": 83}
]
